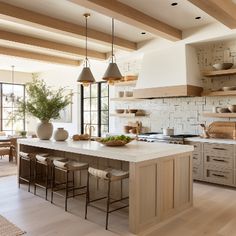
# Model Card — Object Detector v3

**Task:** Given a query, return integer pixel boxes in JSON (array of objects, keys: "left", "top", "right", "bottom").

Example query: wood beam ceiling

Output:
[
  {"left": 0, "top": 46, "right": 81, "bottom": 66},
  {"left": 69, "top": 0, "right": 182, "bottom": 41},
  {"left": 0, "top": 2, "right": 137, "bottom": 51},
  {"left": 188, "top": 0, "right": 236, "bottom": 29},
  {"left": 0, "top": 30, "right": 106, "bottom": 60}
]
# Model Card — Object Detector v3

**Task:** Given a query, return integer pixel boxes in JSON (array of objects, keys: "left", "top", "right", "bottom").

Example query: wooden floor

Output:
[
  {"left": 0, "top": 158, "right": 17, "bottom": 177},
  {"left": 1, "top": 176, "right": 236, "bottom": 236}
]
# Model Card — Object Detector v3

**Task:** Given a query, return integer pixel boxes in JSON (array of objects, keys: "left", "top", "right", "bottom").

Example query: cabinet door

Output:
[{"left": 204, "top": 167, "right": 233, "bottom": 186}]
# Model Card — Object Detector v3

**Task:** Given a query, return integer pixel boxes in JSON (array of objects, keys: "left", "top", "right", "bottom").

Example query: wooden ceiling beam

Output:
[
  {"left": 0, "top": 46, "right": 81, "bottom": 66},
  {"left": 188, "top": 0, "right": 236, "bottom": 29},
  {"left": 0, "top": 2, "right": 137, "bottom": 51},
  {"left": 0, "top": 30, "right": 106, "bottom": 60},
  {"left": 69, "top": 0, "right": 182, "bottom": 41}
]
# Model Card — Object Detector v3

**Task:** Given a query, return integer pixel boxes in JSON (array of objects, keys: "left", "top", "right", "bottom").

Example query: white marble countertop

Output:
[
  {"left": 185, "top": 137, "right": 236, "bottom": 145},
  {"left": 18, "top": 138, "right": 194, "bottom": 163}
]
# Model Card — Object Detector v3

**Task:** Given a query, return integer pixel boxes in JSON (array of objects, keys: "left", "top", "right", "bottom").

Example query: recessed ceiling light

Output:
[
  {"left": 141, "top": 32, "right": 146, "bottom": 35},
  {"left": 195, "top": 16, "right": 201, "bottom": 20},
  {"left": 171, "top": 2, "right": 178, "bottom": 6}
]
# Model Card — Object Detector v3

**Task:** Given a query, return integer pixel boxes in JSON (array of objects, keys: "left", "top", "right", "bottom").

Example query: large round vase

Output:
[
  {"left": 36, "top": 121, "right": 53, "bottom": 140},
  {"left": 54, "top": 128, "right": 69, "bottom": 141}
]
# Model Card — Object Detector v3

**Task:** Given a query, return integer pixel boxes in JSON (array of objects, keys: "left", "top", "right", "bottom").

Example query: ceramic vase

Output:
[
  {"left": 36, "top": 120, "right": 53, "bottom": 140},
  {"left": 54, "top": 128, "right": 69, "bottom": 141}
]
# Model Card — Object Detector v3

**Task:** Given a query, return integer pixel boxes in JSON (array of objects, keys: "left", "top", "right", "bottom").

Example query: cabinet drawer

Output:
[
  {"left": 193, "top": 165, "right": 203, "bottom": 180},
  {"left": 204, "top": 153, "right": 233, "bottom": 169},
  {"left": 204, "top": 143, "right": 234, "bottom": 157},
  {"left": 193, "top": 153, "right": 202, "bottom": 166},
  {"left": 204, "top": 168, "right": 233, "bottom": 186}
]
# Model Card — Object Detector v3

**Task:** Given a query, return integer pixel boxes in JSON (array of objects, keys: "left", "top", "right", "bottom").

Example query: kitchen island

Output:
[{"left": 17, "top": 138, "right": 194, "bottom": 234}]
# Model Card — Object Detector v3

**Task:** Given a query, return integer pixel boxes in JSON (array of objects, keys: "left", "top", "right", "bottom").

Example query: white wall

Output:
[
  {"left": 0, "top": 69, "right": 32, "bottom": 84},
  {"left": 37, "top": 60, "right": 107, "bottom": 136}
]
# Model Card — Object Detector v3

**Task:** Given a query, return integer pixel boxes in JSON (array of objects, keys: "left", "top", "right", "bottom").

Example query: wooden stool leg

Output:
[
  {"left": 45, "top": 165, "right": 49, "bottom": 200},
  {"left": 51, "top": 166, "right": 55, "bottom": 204},
  {"left": 72, "top": 171, "right": 75, "bottom": 197},
  {"left": 65, "top": 170, "right": 69, "bottom": 211},
  {"left": 106, "top": 179, "right": 111, "bottom": 230},
  {"left": 18, "top": 156, "right": 22, "bottom": 189},
  {"left": 28, "top": 159, "right": 32, "bottom": 192},
  {"left": 34, "top": 161, "right": 37, "bottom": 195},
  {"left": 85, "top": 171, "right": 90, "bottom": 220}
]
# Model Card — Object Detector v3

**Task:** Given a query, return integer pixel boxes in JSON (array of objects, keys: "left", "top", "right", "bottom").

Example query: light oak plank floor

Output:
[{"left": 1, "top": 176, "right": 236, "bottom": 236}]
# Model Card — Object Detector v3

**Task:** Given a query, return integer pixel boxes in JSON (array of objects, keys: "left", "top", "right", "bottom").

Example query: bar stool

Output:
[
  {"left": 18, "top": 151, "right": 48, "bottom": 192},
  {"left": 34, "top": 154, "right": 65, "bottom": 200},
  {"left": 85, "top": 167, "right": 129, "bottom": 230},
  {"left": 51, "top": 159, "right": 89, "bottom": 211}
]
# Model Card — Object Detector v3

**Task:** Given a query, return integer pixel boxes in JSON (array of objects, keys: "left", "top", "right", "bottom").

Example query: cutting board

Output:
[{"left": 208, "top": 122, "right": 236, "bottom": 139}]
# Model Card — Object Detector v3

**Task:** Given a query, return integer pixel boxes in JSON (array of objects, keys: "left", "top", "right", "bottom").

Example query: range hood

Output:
[{"left": 134, "top": 44, "right": 203, "bottom": 98}]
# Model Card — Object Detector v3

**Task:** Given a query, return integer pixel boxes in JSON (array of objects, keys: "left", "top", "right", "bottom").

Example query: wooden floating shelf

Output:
[
  {"left": 202, "top": 68, "right": 236, "bottom": 77},
  {"left": 203, "top": 113, "right": 236, "bottom": 118},
  {"left": 202, "top": 90, "right": 236, "bottom": 97},
  {"left": 114, "top": 80, "right": 137, "bottom": 86},
  {"left": 110, "top": 113, "right": 145, "bottom": 118},
  {"left": 110, "top": 97, "right": 142, "bottom": 101}
]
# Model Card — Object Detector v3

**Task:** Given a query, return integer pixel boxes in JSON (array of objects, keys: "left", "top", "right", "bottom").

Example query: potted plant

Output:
[{"left": 18, "top": 78, "right": 71, "bottom": 140}]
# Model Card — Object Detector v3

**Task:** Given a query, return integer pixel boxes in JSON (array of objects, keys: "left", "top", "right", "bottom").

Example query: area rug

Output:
[
  {"left": 0, "top": 215, "right": 25, "bottom": 236},
  {"left": 0, "top": 158, "right": 17, "bottom": 177}
]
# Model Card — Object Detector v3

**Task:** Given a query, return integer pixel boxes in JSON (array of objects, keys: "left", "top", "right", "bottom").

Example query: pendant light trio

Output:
[{"left": 77, "top": 14, "right": 122, "bottom": 86}]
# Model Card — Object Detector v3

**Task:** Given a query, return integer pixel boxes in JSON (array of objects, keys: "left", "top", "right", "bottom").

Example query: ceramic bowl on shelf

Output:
[
  {"left": 212, "top": 63, "right": 233, "bottom": 70},
  {"left": 129, "top": 109, "right": 138, "bottom": 113},
  {"left": 115, "top": 109, "right": 125, "bottom": 114},
  {"left": 125, "top": 91, "right": 133, "bottom": 97},
  {"left": 228, "top": 105, "right": 236, "bottom": 113},
  {"left": 216, "top": 107, "right": 230, "bottom": 113},
  {"left": 222, "top": 86, "right": 236, "bottom": 91}
]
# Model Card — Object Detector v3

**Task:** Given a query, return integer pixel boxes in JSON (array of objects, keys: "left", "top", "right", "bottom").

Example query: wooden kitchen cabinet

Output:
[{"left": 185, "top": 141, "right": 203, "bottom": 180}]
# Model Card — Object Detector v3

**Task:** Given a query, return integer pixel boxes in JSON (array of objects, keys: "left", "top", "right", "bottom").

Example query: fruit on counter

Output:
[
  {"left": 99, "top": 135, "right": 132, "bottom": 143},
  {"left": 73, "top": 134, "right": 90, "bottom": 141}
]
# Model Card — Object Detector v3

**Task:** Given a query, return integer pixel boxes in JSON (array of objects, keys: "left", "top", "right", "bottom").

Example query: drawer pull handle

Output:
[
  {"left": 212, "top": 173, "right": 225, "bottom": 178},
  {"left": 193, "top": 157, "right": 198, "bottom": 159},
  {"left": 213, "top": 147, "right": 226, "bottom": 151},
  {"left": 212, "top": 159, "right": 226, "bottom": 162}
]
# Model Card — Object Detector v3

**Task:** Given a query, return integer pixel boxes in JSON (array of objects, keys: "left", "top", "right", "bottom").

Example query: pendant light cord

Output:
[
  {"left": 111, "top": 18, "right": 114, "bottom": 63},
  {"left": 11, "top": 65, "right": 14, "bottom": 95},
  {"left": 85, "top": 14, "right": 88, "bottom": 67}
]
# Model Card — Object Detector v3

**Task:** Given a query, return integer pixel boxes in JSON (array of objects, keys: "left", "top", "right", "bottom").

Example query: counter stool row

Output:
[{"left": 18, "top": 151, "right": 129, "bottom": 230}]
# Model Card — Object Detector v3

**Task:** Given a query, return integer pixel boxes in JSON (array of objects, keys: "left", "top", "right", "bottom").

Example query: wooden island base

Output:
[{"left": 18, "top": 139, "right": 193, "bottom": 234}]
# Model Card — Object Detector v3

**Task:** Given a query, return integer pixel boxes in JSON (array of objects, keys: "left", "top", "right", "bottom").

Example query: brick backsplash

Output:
[{"left": 111, "top": 42, "right": 236, "bottom": 135}]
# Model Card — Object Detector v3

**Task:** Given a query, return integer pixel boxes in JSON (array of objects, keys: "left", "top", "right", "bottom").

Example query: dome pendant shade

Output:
[
  {"left": 103, "top": 62, "right": 122, "bottom": 81},
  {"left": 77, "top": 66, "right": 95, "bottom": 85}
]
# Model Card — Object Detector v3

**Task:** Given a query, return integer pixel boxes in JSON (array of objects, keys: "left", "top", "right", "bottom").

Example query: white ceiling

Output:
[
  {"left": 119, "top": 0, "right": 216, "bottom": 30},
  {"left": 0, "top": 0, "right": 220, "bottom": 73},
  {"left": 0, "top": 55, "right": 76, "bottom": 73}
]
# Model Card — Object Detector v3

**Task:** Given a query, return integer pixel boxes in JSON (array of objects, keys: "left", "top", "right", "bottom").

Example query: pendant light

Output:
[
  {"left": 6, "top": 65, "right": 15, "bottom": 103},
  {"left": 77, "top": 13, "right": 95, "bottom": 87},
  {"left": 103, "top": 18, "right": 122, "bottom": 85}
]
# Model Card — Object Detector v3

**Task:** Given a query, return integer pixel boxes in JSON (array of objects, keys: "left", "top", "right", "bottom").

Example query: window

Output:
[
  {"left": 81, "top": 82, "right": 109, "bottom": 137},
  {"left": 1, "top": 83, "right": 25, "bottom": 135}
]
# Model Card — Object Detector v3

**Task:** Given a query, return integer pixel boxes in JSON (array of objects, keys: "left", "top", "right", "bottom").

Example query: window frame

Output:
[
  {"left": 0, "top": 82, "right": 26, "bottom": 134},
  {"left": 80, "top": 81, "right": 109, "bottom": 137}
]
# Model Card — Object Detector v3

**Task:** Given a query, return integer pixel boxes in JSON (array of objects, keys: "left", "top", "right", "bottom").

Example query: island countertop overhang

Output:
[{"left": 17, "top": 138, "right": 194, "bottom": 163}]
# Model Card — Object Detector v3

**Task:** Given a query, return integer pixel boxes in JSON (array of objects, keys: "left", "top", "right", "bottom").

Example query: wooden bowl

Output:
[
  {"left": 212, "top": 63, "right": 233, "bottom": 70},
  {"left": 216, "top": 107, "right": 230, "bottom": 113},
  {"left": 115, "top": 109, "right": 124, "bottom": 114},
  {"left": 228, "top": 105, "right": 236, "bottom": 113},
  {"left": 96, "top": 138, "right": 133, "bottom": 147},
  {"left": 129, "top": 109, "right": 138, "bottom": 113}
]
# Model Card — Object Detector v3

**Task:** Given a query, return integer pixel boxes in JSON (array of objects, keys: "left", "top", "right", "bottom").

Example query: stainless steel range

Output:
[{"left": 138, "top": 132, "right": 198, "bottom": 144}]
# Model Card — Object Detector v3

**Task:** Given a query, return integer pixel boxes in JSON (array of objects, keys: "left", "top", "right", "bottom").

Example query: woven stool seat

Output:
[
  {"left": 53, "top": 159, "right": 89, "bottom": 171},
  {"left": 19, "top": 151, "right": 48, "bottom": 160},
  {"left": 88, "top": 167, "right": 129, "bottom": 181},
  {"left": 36, "top": 155, "right": 65, "bottom": 165}
]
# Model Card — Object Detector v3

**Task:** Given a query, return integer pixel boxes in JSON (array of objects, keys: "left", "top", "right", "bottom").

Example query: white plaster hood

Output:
[{"left": 134, "top": 44, "right": 203, "bottom": 98}]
